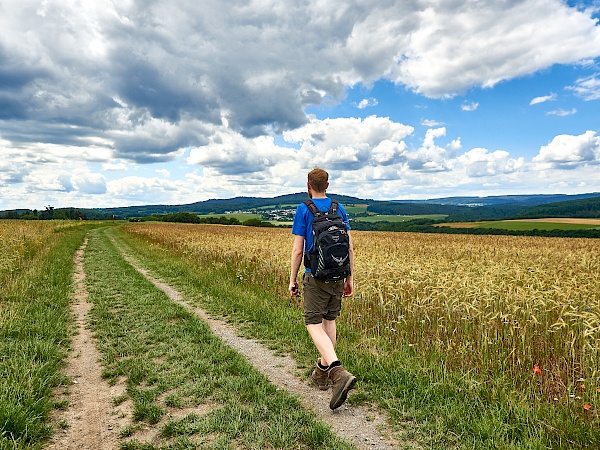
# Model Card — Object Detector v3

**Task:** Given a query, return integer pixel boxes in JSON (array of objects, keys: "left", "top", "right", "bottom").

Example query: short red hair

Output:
[{"left": 308, "top": 168, "right": 329, "bottom": 193}]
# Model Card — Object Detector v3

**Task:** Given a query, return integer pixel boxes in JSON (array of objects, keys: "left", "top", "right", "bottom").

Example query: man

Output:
[{"left": 289, "top": 167, "right": 357, "bottom": 410}]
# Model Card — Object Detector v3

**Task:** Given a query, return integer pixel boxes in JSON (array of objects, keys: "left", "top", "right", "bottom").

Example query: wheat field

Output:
[{"left": 124, "top": 222, "right": 600, "bottom": 400}]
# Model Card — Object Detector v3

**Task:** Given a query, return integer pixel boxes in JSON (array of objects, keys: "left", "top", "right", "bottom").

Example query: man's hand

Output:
[
  {"left": 289, "top": 281, "right": 300, "bottom": 297},
  {"left": 342, "top": 276, "right": 353, "bottom": 297}
]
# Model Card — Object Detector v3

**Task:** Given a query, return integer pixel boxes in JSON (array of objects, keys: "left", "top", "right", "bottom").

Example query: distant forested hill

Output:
[
  {"left": 366, "top": 201, "right": 465, "bottom": 215},
  {"left": 511, "top": 195, "right": 600, "bottom": 219},
  {"left": 3, "top": 192, "right": 600, "bottom": 221},
  {"left": 94, "top": 193, "right": 368, "bottom": 219}
]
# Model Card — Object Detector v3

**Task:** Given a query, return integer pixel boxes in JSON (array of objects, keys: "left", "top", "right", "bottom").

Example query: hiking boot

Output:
[
  {"left": 329, "top": 365, "right": 357, "bottom": 410},
  {"left": 310, "top": 360, "right": 330, "bottom": 390}
]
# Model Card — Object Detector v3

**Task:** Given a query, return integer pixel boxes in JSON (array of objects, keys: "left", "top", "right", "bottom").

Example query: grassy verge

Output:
[
  {"left": 115, "top": 225, "right": 600, "bottom": 450},
  {"left": 85, "top": 227, "right": 353, "bottom": 449},
  {"left": 0, "top": 222, "right": 97, "bottom": 450}
]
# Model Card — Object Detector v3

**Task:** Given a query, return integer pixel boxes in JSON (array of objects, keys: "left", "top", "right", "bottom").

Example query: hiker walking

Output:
[{"left": 289, "top": 167, "right": 357, "bottom": 410}]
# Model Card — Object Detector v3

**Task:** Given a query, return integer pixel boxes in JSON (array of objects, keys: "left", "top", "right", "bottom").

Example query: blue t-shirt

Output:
[{"left": 291, "top": 197, "right": 351, "bottom": 272}]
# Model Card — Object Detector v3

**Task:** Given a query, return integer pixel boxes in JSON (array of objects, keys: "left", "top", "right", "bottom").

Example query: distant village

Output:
[{"left": 225, "top": 207, "right": 297, "bottom": 222}]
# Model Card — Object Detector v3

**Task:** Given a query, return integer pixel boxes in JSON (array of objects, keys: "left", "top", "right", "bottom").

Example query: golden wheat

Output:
[{"left": 124, "top": 223, "right": 600, "bottom": 394}]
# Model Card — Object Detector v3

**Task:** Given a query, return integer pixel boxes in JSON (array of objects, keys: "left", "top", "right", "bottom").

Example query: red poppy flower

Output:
[
  {"left": 533, "top": 365, "right": 542, "bottom": 375},
  {"left": 584, "top": 404, "right": 592, "bottom": 411}
]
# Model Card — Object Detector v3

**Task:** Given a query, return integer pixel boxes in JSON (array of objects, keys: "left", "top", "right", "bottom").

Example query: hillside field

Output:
[{"left": 439, "top": 217, "right": 600, "bottom": 230}]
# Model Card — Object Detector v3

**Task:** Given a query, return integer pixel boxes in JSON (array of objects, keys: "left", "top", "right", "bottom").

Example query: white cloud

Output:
[
  {"left": 421, "top": 119, "right": 443, "bottom": 127},
  {"left": 356, "top": 98, "right": 379, "bottom": 109},
  {"left": 546, "top": 108, "right": 577, "bottom": 116},
  {"left": 72, "top": 173, "right": 107, "bottom": 195},
  {"left": 391, "top": 1, "right": 600, "bottom": 97},
  {"left": 285, "top": 116, "right": 414, "bottom": 171},
  {"left": 530, "top": 93, "right": 557, "bottom": 105},
  {"left": 567, "top": 74, "right": 600, "bottom": 100},
  {"left": 108, "top": 176, "right": 180, "bottom": 201},
  {"left": 459, "top": 148, "right": 525, "bottom": 177},
  {"left": 533, "top": 130, "right": 600, "bottom": 168},
  {"left": 155, "top": 169, "right": 171, "bottom": 177},
  {"left": 461, "top": 101, "right": 479, "bottom": 112},
  {"left": 1, "top": 1, "right": 600, "bottom": 208},
  {"left": 187, "top": 130, "right": 297, "bottom": 175},
  {"left": 102, "top": 162, "right": 128, "bottom": 171}
]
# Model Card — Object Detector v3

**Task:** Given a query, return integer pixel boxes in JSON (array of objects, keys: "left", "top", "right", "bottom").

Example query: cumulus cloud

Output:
[
  {"left": 533, "top": 130, "right": 600, "bottom": 168},
  {"left": 285, "top": 116, "right": 414, "bottom": 171},
  {"left": 187, "top": 130, "right": 297, "bottom": 175},
  {"left": 72, "top": 173, "right": 107, "bottom": 195},
  {"left": 405, "top": 128, "right": 456, "bottom": 172},
  {"left": 392, "top": 0, "right": 600, "bottom": 97},
  {"left": 459, "top": 148, "right": 525, "bottom": 177},
  {"left": 356, "top": 98, "right": 379, "bottom": 109},
  {"left": 530, "top": 93, "right": 557, "bottom": 105},
  {"left": 108, "top": 176, "right": 180, "bottom": 202}
]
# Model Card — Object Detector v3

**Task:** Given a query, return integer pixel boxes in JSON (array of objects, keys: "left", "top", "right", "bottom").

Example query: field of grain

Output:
[
  {"left": 0, "top": 220, "right": 63, "bottom": 278},
  {"left": 125, "top": 223, "right": 600, "bottom": 404}
]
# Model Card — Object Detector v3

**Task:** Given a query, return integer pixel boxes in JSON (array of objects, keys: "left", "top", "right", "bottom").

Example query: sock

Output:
[
  {"left": 317, "top": 360, "right": 329, "bottom": 371},
  {"left": 328, "top": 360, "right": 341, "bottom": 370}
]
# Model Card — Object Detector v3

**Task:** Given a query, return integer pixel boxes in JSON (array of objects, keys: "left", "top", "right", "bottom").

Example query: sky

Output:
[{"left": 1, "top": 0, "right": 600, "bottom": 210}]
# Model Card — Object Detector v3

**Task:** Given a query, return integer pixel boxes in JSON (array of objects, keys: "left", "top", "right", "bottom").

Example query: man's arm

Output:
[{"left": 289, "top": 234, "right": 305, "bottom": 296}]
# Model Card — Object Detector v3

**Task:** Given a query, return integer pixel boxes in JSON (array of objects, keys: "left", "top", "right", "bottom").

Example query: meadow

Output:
[
  {"left": 2, "top": 219, "right": 600, "bottom": 449},
  {"left": 122, "top": 222, "right": 600, "bottom": 448},
  {"left": 0, "top": 220, "right": 91, "bottom": 449}
]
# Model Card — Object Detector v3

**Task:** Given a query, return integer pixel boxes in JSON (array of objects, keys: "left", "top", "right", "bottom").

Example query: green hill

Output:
[{"left": 511, "top": 195, "right": 600, "bottom": 219}]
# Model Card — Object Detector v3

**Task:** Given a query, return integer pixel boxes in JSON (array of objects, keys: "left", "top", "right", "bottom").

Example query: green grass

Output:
[
  {"left": 83, "top": 227, "right": 354, "bottom": 449},
  {"left": 0, "top": 223, "right": 97, "bottom": 450},
  {"left": 343, "top": 204, "right": 369, "bottom": 214},
  {"left": 354, "top": 214, "right": 447, "bottom": 223},
  {"left": 476, "top": 221, "right": 600, "bottom": 231},
  {"left": 117, "top": 225, "right": 600, "bottom": 450}
]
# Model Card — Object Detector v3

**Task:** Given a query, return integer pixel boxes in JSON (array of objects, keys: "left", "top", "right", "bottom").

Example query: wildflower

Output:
[
  {"left": 584, "top": 404, "right": 592, "bottom": 411},
  {"left": 533, "top": 365, "right": 542, "bottom": 375},
  {"left": 580, "top": 384, "right": 586, "bottom": 391}
]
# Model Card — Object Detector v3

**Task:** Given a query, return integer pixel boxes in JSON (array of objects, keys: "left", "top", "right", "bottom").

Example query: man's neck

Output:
[{"left": 311, "top": 192, "right": 327, "bottom": 199}]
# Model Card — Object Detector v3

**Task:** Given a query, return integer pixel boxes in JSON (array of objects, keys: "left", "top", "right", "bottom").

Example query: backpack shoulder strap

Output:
[
  {"left": 304, "top": 199, "right": 321, "bottom": 216},
  {"left": 329, "top": 199, "right": 339, "bottom": 214}
]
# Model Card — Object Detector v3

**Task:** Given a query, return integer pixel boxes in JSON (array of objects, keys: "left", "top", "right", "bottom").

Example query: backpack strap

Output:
[
  {"left": 329, "top": 199, "right": 338, "bottom": 214},
  {"left": 304, "top": 199, "right": 322, "bottom": 217},
  {"left": 304, "top": 199, "right": 338, "bottom": 217}
]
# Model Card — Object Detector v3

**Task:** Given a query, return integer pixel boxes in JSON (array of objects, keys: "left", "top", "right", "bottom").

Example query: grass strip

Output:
[
  {"left": 84, "top": 227, "right": 353, "bottom": 449},
  {"left": 0, "top": 223, "right": 95, "bottom": 450},
  {"left": 115, "top": 225, "right": 600, "bottom": 450}
]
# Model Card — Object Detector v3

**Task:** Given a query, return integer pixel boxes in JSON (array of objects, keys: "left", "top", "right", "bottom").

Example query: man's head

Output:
[{"left": 307, "top": 168, "right": 329, "bottom": 196}]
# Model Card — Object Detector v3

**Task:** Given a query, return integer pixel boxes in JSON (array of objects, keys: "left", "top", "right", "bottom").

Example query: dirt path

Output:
[
  {"left": 120, "top": 251, "right": 400, "bottom": 450},
  {"left": 50, "top": 236, "right": 403, "bottom": 449},
  {"left": 46, "top": 240, "right": 128, "bottom": 450}
]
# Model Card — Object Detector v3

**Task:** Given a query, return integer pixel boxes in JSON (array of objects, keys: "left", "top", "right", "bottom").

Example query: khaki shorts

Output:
[{"left": 302, "top": 273, "right": 344, "bottom": 325}]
